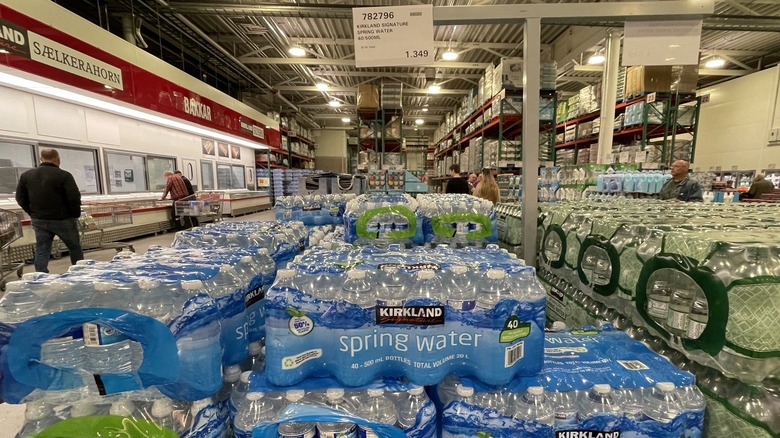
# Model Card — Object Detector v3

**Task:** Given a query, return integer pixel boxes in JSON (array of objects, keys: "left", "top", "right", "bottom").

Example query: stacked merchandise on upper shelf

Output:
[
  {"left": 280, "top": 118, "right": 317, "bottom": 170},
  {"left": 270, "top": 168, "right": 315, "bottom": 202},
  {"left": 537, "top": 200, "right": 780, "bottom": 437}
]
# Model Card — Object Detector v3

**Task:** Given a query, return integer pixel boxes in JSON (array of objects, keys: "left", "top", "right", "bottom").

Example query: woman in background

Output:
[{"left": 474, "top": 168, "right": 500, "bottom": 205}]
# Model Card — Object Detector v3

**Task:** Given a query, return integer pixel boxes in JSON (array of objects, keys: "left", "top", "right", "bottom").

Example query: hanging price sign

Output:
[{"left": 353, "top": 4, "right": 434, "bottom": 68}]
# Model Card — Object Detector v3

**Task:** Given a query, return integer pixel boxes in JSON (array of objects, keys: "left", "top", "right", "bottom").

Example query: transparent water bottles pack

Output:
[
  {"left": 275, "top": 194, "right": 355, "bottom": 225},
  {"left": 416, "top": 194, "right": 498, "bottom": 247},
  {"left": 343, "top": 193, "right": 425, "bottom": 245}
]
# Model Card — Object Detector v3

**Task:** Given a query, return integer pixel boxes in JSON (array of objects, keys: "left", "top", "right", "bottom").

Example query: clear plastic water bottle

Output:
[
  {"left": 551, "top": 390, "right": 579, "bottom": 427},
  {"left": 665, "top": 288, "right": 695, "bottom": 335},
  {"left": 356, "top": 388, "right": 398, "bottom": 438},
  {"left": 447, "top": 265, "right": 475, "bottom": 311},
  {"left": 376, "top": 267, "right": 407, "bottom": 307},
  {"left": 646, "top": 280, "right": 672, "bottom": 320},
  {"left": 235, "top": 392, "right": 277, "bottom": 434},
  {"left": 83, "top": 283, "right": 134, "bottom": 374},
  {"left": 40, "top": 335, "right": 86, "bottom": 370},
  {"left": 323, "top": 388, "right": 355, "bottom": 413},
  {"left": 230, "top": 371, "right": 253, "bottom": 416},
  {"left": 133, "top": 278, "right": 174, "bottom": 323},
  {"left": 151, "top": 398, "right": 179, "bottom": 432},
  {"left": 512, "top": 386, "right": 554, "bottom": 425},
  {"left": 109, "top": 398, "right": 139, "bottom": 417},
  {"left": 17, "top": 401, "right": 57, "bottom": 438},
  {"left": 256, "top": 248, "right": 277, "bottom": 285},
  {"left": 413, "top": 270, "right": 444, "bottom": 304},
  {"left": 451, "top": 384, "right": 475, "bottom": 414},
  {"left": 176, "top": 279, "right": 222, "bottom": 391},
  {"left": 307, "top": 271, "right": 340, "bottom": 301},
  {"left": 0, "top": 281, "right": 42, "bottom": 323},
  {"left": 317, "top": 388, "right": 357, "bottom": 438},
  {"left": 241, "top": 341, "right": 265, "bottom": 372},
  {"left": 69, "top": 401, "right": 98, "bottom": 418},
  {"left": 476, "top": 269, "right": 512, "bottom": 309},
  {"left": 341, "top": 269, "right": 375, "bottom": 308},
  {"left": 578, "top": 384, "right": 620, "bottom": 420},
  {"left": 205, "top": 265, "right": 249, "bottom": 364},
  {"left": 216, "top": 364, "right": 242, "bottom": 409},
  {"left": 644, "top": 382, "right": 682, "bottom": 423},
  {"left": 396, "top": 386, "right": 429, "bottom": 430},
  {"left": 279, "top": 422, "right": 317, "bottom": 438},
  {"left": 686, "top": 297, "right": 709, "bottom": 339}
]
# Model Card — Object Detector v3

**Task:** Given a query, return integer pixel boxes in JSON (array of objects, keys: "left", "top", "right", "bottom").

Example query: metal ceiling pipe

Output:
[{"left": 153, "top": 0, "right": 302, "bottom": 115}]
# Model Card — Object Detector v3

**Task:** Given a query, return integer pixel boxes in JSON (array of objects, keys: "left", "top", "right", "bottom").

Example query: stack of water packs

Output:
[
  {"left": 264, "top": 244, "right": 547, "bottom": 387},
  {"left": 343, "top": 193, "right": 425, "bottom": 246},
  {"left": 417, "top": 194, "right": 498, "bottom": 247},
  {"left": 537, "top": 200, "right": 780, "bottom": 437},
  {"left": 274, "top": 194, "right": 356, "bottom": 226},
  {"left": 0, "top": 221, "right": 305, "bottom": 438}
]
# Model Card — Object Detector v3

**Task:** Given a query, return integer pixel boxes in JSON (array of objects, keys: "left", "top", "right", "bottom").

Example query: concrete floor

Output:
[{"left": 0, "top": 210, "right": 276, "bottom": 437}]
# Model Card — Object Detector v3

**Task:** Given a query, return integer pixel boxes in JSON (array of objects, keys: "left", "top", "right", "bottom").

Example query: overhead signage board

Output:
[
  {"left": 622, "top": 20, "right": 702, "bottom": 66},
  {"left": 352, "top": 4, "right": 434, "bottom": 68}
]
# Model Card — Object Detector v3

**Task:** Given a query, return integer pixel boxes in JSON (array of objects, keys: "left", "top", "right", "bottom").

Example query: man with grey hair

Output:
[
  {"left": 746, "top": 173, "right": 775, "bottom": 199},
  {"left": 15, "top": 148, "right": 84, "bottom": 272},
  {"left": 659, "top": 159, "right": 703, "bottom": 202}
]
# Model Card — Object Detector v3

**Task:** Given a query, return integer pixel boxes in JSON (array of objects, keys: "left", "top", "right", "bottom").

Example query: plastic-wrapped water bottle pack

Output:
[
  {"left": 274, "top": 194, "right": 356, "bottom": 226},
  {"left": 343, "top": 193, "right": 425, "bottom": 246},
  {"left": 264, "top": 244, "right": 546, "bottom": 387},
  {"left": 229, "top": 372, "right": 436, "bottom": 438},
  {"left": 307, "top": 225, "right": 346, "bottom": 250},
  {"left": 436, "top": 327, "right": 705, "bottom": 438},
  {"left": 416, "top": 194, "right": 498, "bottom": 247}
]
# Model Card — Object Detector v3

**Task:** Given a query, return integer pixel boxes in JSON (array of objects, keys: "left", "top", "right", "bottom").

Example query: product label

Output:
[
  {"left": 686, "top": 319, "right": 706, "bottom": 339},
  {"left": 504, "top": 341, "right": 524, "bottom": 367},
  {"left": 83, "top": 322, "right": 127, "bottom": 346},
  {"left": 376, "top": 262, "right": 442, "bottom": 271},
  {"left": 287, "top": 308, "right": 314, "bottom": 336},
  {"left": 499, "top": 317, "right": 531, "bottom": 343},
  {"left": 546, "top": 285, "right": 566, "bottom": 322},
  {"left": 646, "top": 299, "right": 669, "bottom": 318},
  {"left": 245, "top": 285, "right": 265, "bottom": 307},
  {"left": 281, "top": 349, "right": 323, "bottom": 370},
  {"left": 376, "top": 299, "right": 405, "bottom": 307},
  {"left": 447, "top": 299, "right": 476, "bottom": 311},
  {"left": 666, "top": 309, "right": 688, "bottom": 331},
  {"left": 556, "top": 432, "right": 620, "bottom": 438},
  {"left": 376, "top": 306, "right": 445, "bottom": 325},
  {"left": 617, "top": 360, "right": 649, "bottom": 371}
]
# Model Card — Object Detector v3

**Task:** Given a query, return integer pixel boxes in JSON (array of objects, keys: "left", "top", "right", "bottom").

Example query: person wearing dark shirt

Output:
[
  {"left": 659, "top": 160, "right": 703, "bottom": 202},
  {"left": 445, "top": 164, "right": 471, "bottom": 194},
  {"left": 15, "top": 148, "right": 84, "bottom": 272},
  {"left": 174, "top": 170, "right": 195, "bottom": 196},
  {"left": 745, "top": 174, "right": 775, "bottom": 199}
]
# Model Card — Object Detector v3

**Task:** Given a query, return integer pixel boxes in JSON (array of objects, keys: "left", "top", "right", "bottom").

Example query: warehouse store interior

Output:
[{"left": 0, "top": 0, "right": 780, "bottom": 437}]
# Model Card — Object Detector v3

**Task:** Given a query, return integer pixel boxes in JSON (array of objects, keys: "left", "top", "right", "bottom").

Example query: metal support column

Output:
[
  {"left": 597, "top": 29, "right": 622, "bottom": 165},
  {"left": 522, "top": 17, "right": 541, "bottom": 266}
]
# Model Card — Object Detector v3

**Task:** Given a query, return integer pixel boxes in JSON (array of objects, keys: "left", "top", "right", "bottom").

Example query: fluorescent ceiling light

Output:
[
  {"left": 329, "top": 99, "right": 341, "bottom": 107},
  {"left": 428, "top": 84, "right": 441, "bottom": 94},
  {"left": 415, "top": 118, "right": 424, "bottom": 125},
  {"left": 0, "top": 70, "right": 269, "bottom": 150},
  {"left": 414, "top": 128, "right": 419, "bottom": 131},
  {"left": 705, "top": 57, "right": 726, "bottom": 68},
  {"left": 442, "top": 50, "right": 458, "bottom": 61},
  {"left": 341, "top": 117, "right": 350, "bottom": 123},
  {"left": 315, "top": 82, "right": 329, "bottom": 91},
  {"left": 587, "top": 53, "right": 605, "bottom": 65},
  {"left": 288, "top": 46, "right": 306, "bottom": 57},
  {"left": 422, "top": 107, "right": 429, "bottom": 112}
]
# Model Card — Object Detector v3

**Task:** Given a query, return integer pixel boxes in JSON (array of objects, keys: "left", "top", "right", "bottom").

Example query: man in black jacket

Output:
[
  {"left": 445, "top": 164, "right": 471, "bottom": 194},
  {"left": 15, "top": 148, "right": 84, "bottom": 272}
]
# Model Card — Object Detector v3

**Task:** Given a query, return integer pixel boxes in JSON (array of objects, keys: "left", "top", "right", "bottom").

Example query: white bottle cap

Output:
[
  {"left": 367, "top": 388, "right": 384, "bottom": 397},
  {"left": 226, "top": 233, "right": 239, "bottom": 240},
  {"left": 70, "top": 402, "right": 97, "bottom": 417},
  {"left": 277, "top": 269, "right": 296, "bottom": 279},
  {"left": 455, "top": 385, "right": 474, "bottom": 397},
  {"left": 220, "top": 265, "right": 235, "bottom": 273},
  {"left": 486, "top": 269, "right": 506, "bottom": 280},
  {"left": 151, "top": 399, "right": 174, "bottom": 418},
  {"left": 245, "top": 391, "right": 265, "bottom": 402},
  {"left": 417, "top": 270, "right": 435, "bottom": 280},
  {"left": 241, "top": 256, "right": 253, "bottom": 264},
  {"left": 239, "top": 371, "right": 252, "bottom": 384},
  {"left": 527, "top": 386, "right": 544, "bottom": 396},
  {"left": 656, "top": 382, "right": 675, "bottom": 392},
  {"left": 224, "top": 365, "right": 241, "bottom": 380},
  {"left": 347, "top": 269, "right": 366, "bottom": 280},
  {"left": 326, "top": 388, "right": 345, "bottom": 400},
  {"left": 25, "top": 401, "right": 50, "bottom": 421},
  {"left": 109, "top": 399, "right": 135, "bottom": 417},
  {"left": 94, "top": 281, "right": 116, "bottom": 292},
  {"left": 248, "top": 341, "right": 263, "bottom": 356},
  {"left": 181, "top": 280, "right": 204, "bottom": 290},
  {"left": 285, "top": 390, "right": 305, "bottom": 402},
  {"left": 190, "top": 398, "right": 211, "bottom": 413},
  {"left": 451, "top": 265, "right": 467, "bottom": 274},
  {"left": 138, "top": 279, "right": 160, "bottom": 290},
  {"left": 258, "top": 248, "right": 270, "bottom": 255},
  {"left": 4, "top": 281, "right": 24, "bottom": 292},
  {"left": 408, "top": 387, "right": 425, "bottom": 396},
  {"left": 593, "top": 384, "right": 611, "bottom": 394},
  {"left": 76, "top": 260, "right": 96, "bottom": 266}
]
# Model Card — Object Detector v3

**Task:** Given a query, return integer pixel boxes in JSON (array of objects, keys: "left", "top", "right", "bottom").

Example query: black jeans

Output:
[{"left": 31, "top": 218, "right": 84, "bottom": 273}]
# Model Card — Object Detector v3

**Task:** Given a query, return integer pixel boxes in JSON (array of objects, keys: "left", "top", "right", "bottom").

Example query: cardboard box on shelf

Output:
[
  {"left": 624, "top": 66, "right": 674, "bottom": 97},
  {"left": 357, "top": 84, "right": 380, "bottom": 110},
  {"left": 671, "top": 65, "right": 699, "bottom": 94}
]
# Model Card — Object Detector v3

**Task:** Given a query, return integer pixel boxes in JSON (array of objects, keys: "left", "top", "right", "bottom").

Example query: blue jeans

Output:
[{"left": 31, "top": 218, "right": 84, "bottom": 273}]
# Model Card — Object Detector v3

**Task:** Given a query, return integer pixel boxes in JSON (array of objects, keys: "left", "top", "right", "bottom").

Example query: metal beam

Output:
[
  {"left": 573, "top": 65, "right": 750, "bottom": 77},
  {"left": 238, "top": 58, "right": 491, "bottom": 69},
  {"left": 558, "top": 76, "right": 601, "bottom": 83},
  {"left": 722, "top": 0, "right": 762, "bottom": 16},
  {"left": 280, "top": 38, "right": 524, "bottom": 51},
  {"left": 307, "top": 71, "right": 484, "bottom": 80},
  {"left": 522, "top": 17, "right": 541, "bottom": 267},
  {"left": 274, "top": 85, "right": 469, "bottom": 95},
  {"left": 433, "top": 1, "right": 714, "bottom": 25}
]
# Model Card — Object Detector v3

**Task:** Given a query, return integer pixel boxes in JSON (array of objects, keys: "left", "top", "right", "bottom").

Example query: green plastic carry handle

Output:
[
  {"left": 356, "top": 206, "right": 416, "bottom": 240},
  {"left": 36, "top": 416, "right": 178, "bottom": 438},
  {"left": 430, "top": 212, "right": 493, "bottom": 239}
]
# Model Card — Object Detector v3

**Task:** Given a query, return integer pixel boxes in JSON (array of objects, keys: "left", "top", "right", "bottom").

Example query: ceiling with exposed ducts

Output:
[{"left": 56, "top": 0, "right": 780, "bottom": 135}]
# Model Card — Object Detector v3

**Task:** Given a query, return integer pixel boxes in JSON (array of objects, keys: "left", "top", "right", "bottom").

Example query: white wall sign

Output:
[
  {"left": 352, "top": 4, "right": 434, "bottom": 68},
  {"left": 28, "top": 32, "right": 124, "bottom": 90},
  {"left": 622, "top": 20, "right": 702, "bottom": 66}
]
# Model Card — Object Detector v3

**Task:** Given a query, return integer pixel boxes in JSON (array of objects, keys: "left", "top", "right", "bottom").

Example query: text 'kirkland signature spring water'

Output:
[
  {"left": 230, "top": 372, "right": 436, "bottom": 438},
  {"left": 264, "top": 244, "right": 546, "bottom": 387},
  {"left": 437, "top": 327, "right": 705, "bottom": 438}
]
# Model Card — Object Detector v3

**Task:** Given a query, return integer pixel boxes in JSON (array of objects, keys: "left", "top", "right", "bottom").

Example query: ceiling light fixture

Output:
[
  {"left": 315, "top": 82, "right": 329, "bottom": 91},
  {"left": 428, "top": 84, "right": 441, "bottom": 94},
  {"left": 442, "top": 50, "right": 458, "bottom": 61},
  {"left": 587, "top": 53, "right": 605, "bottom": 65},
  {"left": 341, "top": 117, "right": 350, "bottom": 123},
  {"left": 705, "top": 57, "right": 726, "bottom": 69},
  {"left": 422, "top": 107, "right": 429, "bottom": 112},
  {"left": 288, "top": 46, "right": 306, "bottom": 57},
  {"left": 329, "top": 99, "right": 341, "bottom": 107},
  {"left": 415, "top": 119, "right": 424, "bottom": 125}
]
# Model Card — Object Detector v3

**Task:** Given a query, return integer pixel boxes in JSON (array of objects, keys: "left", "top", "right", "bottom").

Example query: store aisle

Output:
[{"left": 0, "top": 209, "right": 276, "bottom": 436}]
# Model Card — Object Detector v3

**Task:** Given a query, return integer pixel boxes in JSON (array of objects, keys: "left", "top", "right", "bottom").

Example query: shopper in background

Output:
[
  {"left": 474, "top": 168, "right": 500, "bottom": 205},
  {"left": 160, "top": 170, "right": 190, "bottom": 202},
  {"left": 468, "top": 173, "right": 478, "bottom": 192},
  {"left": 174, "top": 170, "right": 195, "bottom": 196},
  {"left": 659, "top": 160, "right": 703, "bottom": 202},
  {"left": 15, "top": 148, "right": 84, "bottom": 272},
  {"left": 445, "top": 164, "right": 471, "bottom": 194},
  {"left": 743, "top": 173, "right": 775, "bottom": 200}
]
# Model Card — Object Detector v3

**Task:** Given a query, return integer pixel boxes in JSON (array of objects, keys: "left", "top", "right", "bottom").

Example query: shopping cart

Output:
[
  {"left": 0, "top": 208, "right": 24, "bottom": 291},
  {"left": 174, "top": 192, "right": 224, "bottom": 228},
  {"left": 72, "top": 202, "right": 135, "bottom": 254}
]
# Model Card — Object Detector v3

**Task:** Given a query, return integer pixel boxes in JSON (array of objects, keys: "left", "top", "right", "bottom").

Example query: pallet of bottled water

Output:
[
  {"left": 172, "top": 220, "right": 308, "bottom": 257},
  {"left": 275, "top": 194, "right": 355, "bottom": 225},
  {"left": 263, "top": 244, "right": 546, "bottom": 387},
  {"left": 307, "top": 225, "right": 346, "bottom": 249},
  {"left": 344, "top": 193, "right": 426, "bottom": 245},
  {"left": 437, "top": 327, "right": 705, "bottom": 438},
  {"left": 417, "top": 194, "right": 498, "bottom": 246},
  {"left": 229, "top": 372, "right": 436, "bottom": 438}
]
